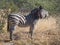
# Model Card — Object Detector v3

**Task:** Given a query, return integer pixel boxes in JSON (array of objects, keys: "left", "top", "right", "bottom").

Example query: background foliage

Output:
[
  {"left": 0, "top": 0, "right": 60, "bottom": 32},
  {"left": 0, "top": 0, "right": 60, "bottom": 12}
]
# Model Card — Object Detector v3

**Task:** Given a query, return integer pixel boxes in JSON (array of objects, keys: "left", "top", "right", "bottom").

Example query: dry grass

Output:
[
  {"left": 34, "top": 16, "right": 57, "bottom": 32},
  {"left": 0, "top": 15, "right": 60, "bottom": 45}
]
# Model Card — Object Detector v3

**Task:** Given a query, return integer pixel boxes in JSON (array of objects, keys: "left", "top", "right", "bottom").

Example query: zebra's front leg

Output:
[{"left": 29, "top": 24, "right": 34, "bottom": 39}]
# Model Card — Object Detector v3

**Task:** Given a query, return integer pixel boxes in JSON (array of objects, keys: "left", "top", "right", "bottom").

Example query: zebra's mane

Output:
[{"left": 28, "top": 8, "right": 39, "bottom": 19}]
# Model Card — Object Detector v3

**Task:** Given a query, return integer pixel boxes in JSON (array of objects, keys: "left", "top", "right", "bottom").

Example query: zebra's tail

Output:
[{"left": 7, "top": 15, "right": 10, "bottom": 32}]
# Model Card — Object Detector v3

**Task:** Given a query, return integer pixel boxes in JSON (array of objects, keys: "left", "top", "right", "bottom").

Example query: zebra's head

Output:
[
  {"left": 30, "top": 6, "right": 49, "bottom": 19},
  {"left": 37, "top": 6, "right": 49, "bottom": 19}
]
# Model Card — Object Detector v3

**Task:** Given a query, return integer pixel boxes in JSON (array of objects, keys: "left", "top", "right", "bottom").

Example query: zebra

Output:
[{"left": 7, "top": 6, "right": 49, "bottom": 41}]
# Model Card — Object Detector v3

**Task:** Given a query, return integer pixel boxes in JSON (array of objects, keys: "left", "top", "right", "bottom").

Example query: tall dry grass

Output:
[{"left": 0, "top": 12, "right": 60, "bottom": 45}]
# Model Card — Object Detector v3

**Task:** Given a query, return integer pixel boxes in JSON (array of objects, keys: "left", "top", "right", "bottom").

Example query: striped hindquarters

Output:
[{"left": 8, "top": 14, "right": 26, "bottom": 25}]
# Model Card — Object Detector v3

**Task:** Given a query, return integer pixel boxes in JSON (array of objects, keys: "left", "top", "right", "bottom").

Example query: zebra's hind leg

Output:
[
  {"left": 10, "top": 30, "right": 13, "bottom": 41},
  {"left": 9, "top": 24, "right": 16, "bottom": 41}
]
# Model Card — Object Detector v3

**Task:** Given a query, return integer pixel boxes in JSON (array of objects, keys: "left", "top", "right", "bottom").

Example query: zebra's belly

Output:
[
  {"left": 18, "top": 21, "right": 33, "bottom": 27},
  {"left": 18, "top": 23, "right": 31, "bottom": 27}
]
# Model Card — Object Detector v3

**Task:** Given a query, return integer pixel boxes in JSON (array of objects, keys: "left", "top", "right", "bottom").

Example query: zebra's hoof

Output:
[{"left": 28, "top": 35, "right": 33, "bottom": 39}]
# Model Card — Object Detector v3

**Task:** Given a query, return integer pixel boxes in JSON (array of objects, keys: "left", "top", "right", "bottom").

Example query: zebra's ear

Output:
[{"left": 39, "top": 6, "right": 43, "bottom": 10}]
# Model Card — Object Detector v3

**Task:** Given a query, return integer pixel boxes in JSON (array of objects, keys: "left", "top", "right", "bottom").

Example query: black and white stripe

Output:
[{"left": 8, "top": 14, "right": 26, "bottom": 25}]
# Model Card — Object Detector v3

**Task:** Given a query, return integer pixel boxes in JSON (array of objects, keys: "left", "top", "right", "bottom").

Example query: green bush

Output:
[
  {"left": 0, "top": 20, "right": 5, "bottom": 33},
  {"left": 0, "top": 0, "right": 60, "bottom": 13}
]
